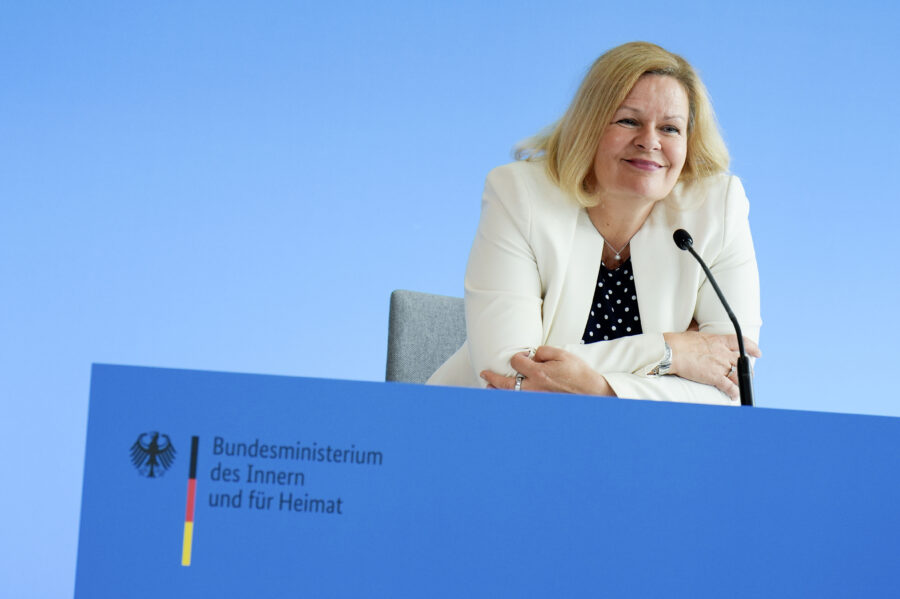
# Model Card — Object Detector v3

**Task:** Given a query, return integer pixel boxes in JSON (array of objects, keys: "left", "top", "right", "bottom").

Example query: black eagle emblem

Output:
[{"left": 130, "top": 432, "right": 176, "bottom": 478}]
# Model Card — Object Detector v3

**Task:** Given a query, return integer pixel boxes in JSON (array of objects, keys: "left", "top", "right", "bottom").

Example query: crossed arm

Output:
[
  {"left": 481, "top": 327, "right": 761, "bottom": 401},
  {"left": 466, "top": 167, "right": 761, "bottom": 405}
]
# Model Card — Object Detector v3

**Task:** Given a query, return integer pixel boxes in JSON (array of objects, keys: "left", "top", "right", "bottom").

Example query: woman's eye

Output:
[
  {"left": 616, "top": 118, "right": 638, "bottom": 127},
  {"left": 662, "top": 125, "right": 681, "bottom": 135}
]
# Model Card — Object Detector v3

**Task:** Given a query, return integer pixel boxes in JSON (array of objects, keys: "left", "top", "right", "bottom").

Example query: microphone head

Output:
[{"left": 673, "top": 229, "right": 693, "bottom": 251}]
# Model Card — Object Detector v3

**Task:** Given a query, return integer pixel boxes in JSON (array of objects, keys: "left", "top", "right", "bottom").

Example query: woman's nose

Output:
[{"left": 634, "top": 127, "right": 661, "bottom": 151}]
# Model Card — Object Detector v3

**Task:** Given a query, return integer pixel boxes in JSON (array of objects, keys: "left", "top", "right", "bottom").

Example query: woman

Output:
[{"left": 428, "top": 42, "right": 761, "bottom": 405}]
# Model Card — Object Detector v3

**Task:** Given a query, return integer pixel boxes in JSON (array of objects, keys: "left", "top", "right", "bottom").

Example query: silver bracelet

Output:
[{"left": 649, "top": 341, "right": 672, "bottom": 376}]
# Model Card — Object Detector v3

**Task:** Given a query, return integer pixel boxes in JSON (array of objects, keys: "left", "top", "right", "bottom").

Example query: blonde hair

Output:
[{"left": 516, "top": 41, "right": 729, "bottom": 207}]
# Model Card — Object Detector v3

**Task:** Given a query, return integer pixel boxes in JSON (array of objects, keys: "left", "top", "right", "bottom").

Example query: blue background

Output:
[{"left": 2, "top": 2, "right": 899, "bottom": 596}]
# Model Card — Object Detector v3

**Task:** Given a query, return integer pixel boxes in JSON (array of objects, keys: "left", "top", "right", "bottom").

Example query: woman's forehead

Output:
[{"left": 617, "top": 75, "right": 689, "bottom": 117}]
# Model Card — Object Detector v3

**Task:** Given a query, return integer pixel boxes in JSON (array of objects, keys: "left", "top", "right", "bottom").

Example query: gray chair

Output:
[{"left": 386, "top": 290, "right": 466, "bottom": 383}]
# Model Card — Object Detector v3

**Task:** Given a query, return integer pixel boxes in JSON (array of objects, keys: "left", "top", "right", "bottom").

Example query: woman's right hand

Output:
[{"left": 662, "top": 331, "right": 761, "bottom": 400}]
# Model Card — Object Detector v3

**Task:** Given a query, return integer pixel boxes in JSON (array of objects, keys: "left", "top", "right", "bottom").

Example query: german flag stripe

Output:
[
  {"left": 185, "top": 479, "right": 196, "bottom": 522},
  {"left": 189, "top": 435, "right": 198, "bottom": 479},
  {"left": 181, "top": 435, "right": 199, "bottom": 567},
  {"left": 181, "top": 522, "right": 194, "bottom": 567}
]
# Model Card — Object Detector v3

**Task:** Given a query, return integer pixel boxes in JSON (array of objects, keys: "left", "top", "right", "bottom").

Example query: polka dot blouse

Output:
[{"left": 581, "top": 257, "right": 642, "bottom": 343}]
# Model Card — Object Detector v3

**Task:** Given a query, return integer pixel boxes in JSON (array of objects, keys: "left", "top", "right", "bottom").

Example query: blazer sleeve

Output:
[
  {"left": 561, "top": 334, "right": 667, "bottom": 376},
  {"left": 694, "top": 176, "right": 761, "bottom": 340},
  {"left": 463, "top": 166, "right": 544, "bottom": 383}
]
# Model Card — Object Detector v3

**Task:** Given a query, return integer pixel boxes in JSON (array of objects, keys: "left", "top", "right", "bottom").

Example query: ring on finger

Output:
[
  {"left": 514, "top": 373, "right": 525, "bottom": 391},
  {"left": 729, "top": 364, "right": 737, "bottom": 376}
]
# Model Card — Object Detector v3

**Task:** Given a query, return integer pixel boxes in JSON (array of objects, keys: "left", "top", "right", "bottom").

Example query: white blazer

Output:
[{"left": 427, "top": 160, "right": 761, "bottom": 406}]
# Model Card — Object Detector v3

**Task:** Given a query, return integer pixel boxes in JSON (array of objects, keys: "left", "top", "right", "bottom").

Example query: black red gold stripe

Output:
[{"left": 181, "top": 436, "right": 199, "bottom": 566}]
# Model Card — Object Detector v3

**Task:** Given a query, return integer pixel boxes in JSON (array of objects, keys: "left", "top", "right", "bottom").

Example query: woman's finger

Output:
[
  {"left": 727, "top": 369, "right": 739, "bottom": 386},
  {"left": 723, "top": 335, "right": 740, "bottom": 352},
  {"left": 533, "top": 345, "right": 564, "bottom": 362},
  {"left": 715, "top": 375, "right": 739, "bottom": 401},
  {"left": 510, "top": 351, "right": 541, "bottom": 376},
  {"left": 480, "top": 370, "right": 515, "bottom": 390},
  {"left": 745, "top": 338, "right": 762, "bottom": 357},
  {"left": 727, "top": 336, "right": 761, "bottom": 358}
]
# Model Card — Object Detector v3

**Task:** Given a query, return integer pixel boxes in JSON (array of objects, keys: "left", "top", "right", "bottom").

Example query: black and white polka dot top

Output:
[{"left": 581, "top": 257, "right": 642, "bottom": 344}]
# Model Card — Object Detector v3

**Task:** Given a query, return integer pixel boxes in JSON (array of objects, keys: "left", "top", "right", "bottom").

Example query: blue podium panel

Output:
[{"left": 75, "top": 365, "right": 900, "bottom": 598}]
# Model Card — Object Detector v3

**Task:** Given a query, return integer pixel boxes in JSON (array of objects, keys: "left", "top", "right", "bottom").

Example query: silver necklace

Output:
[{"left": 603, "top": 238, "right": 630, "bottom": 262}]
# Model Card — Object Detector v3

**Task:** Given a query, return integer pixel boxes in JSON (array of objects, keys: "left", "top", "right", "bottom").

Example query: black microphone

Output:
[{"left": 672, "top": 229, "right": 753, "bottom": 406}]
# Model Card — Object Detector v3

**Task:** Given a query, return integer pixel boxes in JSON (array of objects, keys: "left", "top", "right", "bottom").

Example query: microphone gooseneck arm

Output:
[{"left": 672, "top": 229, "right": 754, "bottom": 406}]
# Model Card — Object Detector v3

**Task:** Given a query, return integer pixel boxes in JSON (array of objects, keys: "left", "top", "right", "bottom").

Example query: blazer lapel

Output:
[
  {"left": 545, "top": 208, "right": 605, "bottom": 344},
  {"left": 628, "top": 201, "right": 692, "bottom": 334}
]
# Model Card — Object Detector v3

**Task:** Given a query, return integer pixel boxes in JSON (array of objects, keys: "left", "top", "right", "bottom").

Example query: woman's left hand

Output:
[{"left": 480, "top": 346, "right": 615, "bottom": 396}]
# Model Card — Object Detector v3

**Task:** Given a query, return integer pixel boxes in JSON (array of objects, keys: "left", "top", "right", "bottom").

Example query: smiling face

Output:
[{"left": 591, "top": 74, "right": 689, "bottom": 206}]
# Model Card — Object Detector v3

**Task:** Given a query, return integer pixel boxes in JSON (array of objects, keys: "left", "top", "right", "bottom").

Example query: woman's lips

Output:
[{"left": 625, "top": 159, "right": 664, "bottom": 171}]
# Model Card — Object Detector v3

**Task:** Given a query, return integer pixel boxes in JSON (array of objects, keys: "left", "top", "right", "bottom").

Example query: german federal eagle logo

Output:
[{"left": 130, "top": 432, "right": 176, "bottom": 478}]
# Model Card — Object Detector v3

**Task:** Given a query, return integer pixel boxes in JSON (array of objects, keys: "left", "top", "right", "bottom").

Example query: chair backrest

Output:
[{"left": 385, "top": 290, "right": 466, "bottom": 383}]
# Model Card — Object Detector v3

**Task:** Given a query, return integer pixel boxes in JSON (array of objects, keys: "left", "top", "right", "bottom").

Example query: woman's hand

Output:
[
  {"left": 663, "top": 331, "right": 761, "bottom": 400},
  {"left": 480, "top": 346, "right": 615, "bottom": 396}
]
